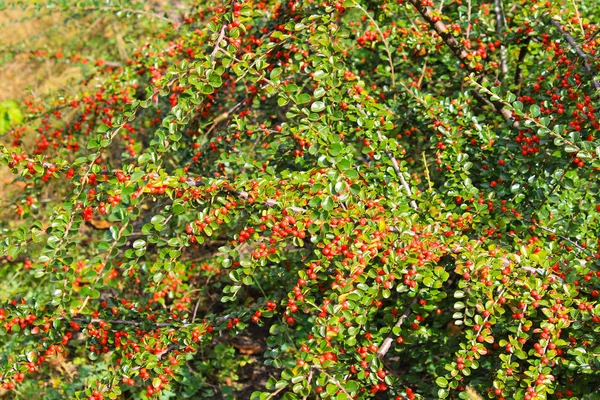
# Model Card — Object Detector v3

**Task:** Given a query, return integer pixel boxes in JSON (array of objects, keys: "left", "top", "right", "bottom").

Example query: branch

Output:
[
  {"left": 550, "top": 19, "right": 600, "bottom": 91},
  {"left": 382, "top": 145, "right": 418, "bottom": 210},
  {"left": 211, "top": 25, "right": 228, "bottom": 62},
  {"left": 376, "top": 295, "right": 419, "bottom": 359},
  {"left": 355, "top": 5, "right": 396, "bottom": 98},
  {"left": 302, "top": 367, "right": 315, "bottom": 400},
  {"left": 493, "top": 0, "right": 508, "bottom": 76},
  {"left": 513, "top": 37, "right": 531, "bottom": 91},
  {"left": 533, "top": 224, "right": 589, "bottom": 253},
  {"left": 313, "top": 367, "right": 353, "bottom": 399},
  {"left": 73, "top": 317, "right": 178, "bottom": 328},
  {"left": 406, "top": 0, "right": 515, "bottom": 124},
  {"left": 86, "top": 6, "right": 178, "bottom": 24}
]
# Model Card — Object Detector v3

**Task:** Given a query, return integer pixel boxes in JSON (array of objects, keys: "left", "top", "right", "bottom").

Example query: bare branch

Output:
[
  {"left": 513, "top": 37, "right": 531, "bottom": 92},
  {"left": 493, "top": 0, "right": 508, "bottom": 76},
  {"left": 376, "top": 295, "right": 419, "bottom": 359},
  {"left": 211, "top": 25, "right": 228, "bottom": 62},
  {"left": 550, "top": 19, "right": 600, "bottom": 91},
  {"left": 406, "top": 0, "right": 516, "bottom": 124},
  {"left": 355, "top": 5, "right": 396, "bottom": 99}
]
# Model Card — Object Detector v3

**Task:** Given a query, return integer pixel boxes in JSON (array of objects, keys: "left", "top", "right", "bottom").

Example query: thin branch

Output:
[
  {"left": 417, "top": 60, "right": 428, "bottom": 89},
  {"left": 202, "top": 99, "right": 245, "bottom": 136},
  {"left": 376, "top": 133, "right": 418, "bottom": 210},
  {"left": 422, "top": 151, "right": 433, "bottom": 191},
  {"left": 192, "top": 276, "right": 212, "bottom": 323},
  {"left": 211, "top": 25, "right": 228, "bottom": 62},
  {"left": 465, "top": 0, "right": 472, "bottom": 39},
  {"left": 73, "top": 317, "right": 178, "bottom": 328},
  {"left": 86, "top": 6, "right": 178, "bottom": 24},
  {"left": 533, "top": 224, "right": 588, "bottom": 253},
  {"left": 586, "top": 28, "right": 600, "bottom": 44},
  {"left": 406, "top": 0, "right": 515, "bottom": 124},
  {"left": 493, "top": 0, "right": 508, "bottom": 76},
  {"left": 266, "top": 384, "right": 287, "bottom": 399},
  {"left": 355, "top": 4, "right": 396, "bottom": 99},
  {"left": 513, "top": 37, "right": 531, "bottom": 92},
  {"left": 313, "top": 367, "right": 353, "bottom": 399},
  {"left": 377, "top": 295, "right": 419, "bottom": 359},
  {"left": 571, "top": 0, "right": 585, "bottom": 37},
  {"left": 302, "top": 368, "right": 314, "bottom": 400},
  {"left": 550, "top": 19, "right": 600, "bottom": 91}
]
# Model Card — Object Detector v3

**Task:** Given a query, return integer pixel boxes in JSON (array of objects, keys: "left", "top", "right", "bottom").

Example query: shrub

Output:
[{"left": 1, "top": 0, "right": 600, "bottom": 399}]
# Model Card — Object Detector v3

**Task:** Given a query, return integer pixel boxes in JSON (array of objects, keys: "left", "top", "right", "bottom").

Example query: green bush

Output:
[{"left": 1, "top": 0, "right": 600, "bottom": 399}]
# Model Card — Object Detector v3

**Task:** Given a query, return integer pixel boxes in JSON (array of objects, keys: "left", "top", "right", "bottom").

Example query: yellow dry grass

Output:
[
  {"left": 0, "top": 3, "right": 88, "bottom": 209},
  {"left": 0, "top": 1, "right": 177, "bottom": 210},
  {"left": 0, "top": 5, "right": 82, "bottom": 101}
]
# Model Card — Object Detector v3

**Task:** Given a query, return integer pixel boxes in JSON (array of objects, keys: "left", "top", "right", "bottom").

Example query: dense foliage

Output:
[{"left": 1, "top": 0, "right": 600, "bottom": 398}]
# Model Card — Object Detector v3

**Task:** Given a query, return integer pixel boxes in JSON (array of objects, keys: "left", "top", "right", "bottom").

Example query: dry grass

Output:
[
  {"left": 0, "top": 1, "right": 179, "bottom": 210},
  {"left": 0, "top": 4, "right": 89, "bottom": 209},
  {"left": 0, "top": 5, "right": 83, "bottom": 102}
]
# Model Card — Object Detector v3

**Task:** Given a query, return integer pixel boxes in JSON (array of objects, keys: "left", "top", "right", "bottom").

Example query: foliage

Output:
[
  {"left": 0, "top": 101, "right": 22, "bottom": 135},
  {"left": 1, "top": 0, "right": 600, "bottom": 399}
]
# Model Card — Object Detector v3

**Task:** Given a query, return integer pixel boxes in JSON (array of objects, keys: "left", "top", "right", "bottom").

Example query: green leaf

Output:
[
  {"left": 321, "top": 196, "right": 334, "bottom": 211},
  {"left": 530, "top": 104, "right": 540, "bottom": 118},
  {"left": 208, "top": 71, "right": 223, "bottom": 87},
  {"left": 311, "top": 101, "right": 325, "bottom": 112},
  {"left": 270, "top": 68, "right": 282, "bottom": 80},
  {"left": 296, "top": 93, "right": 311, "bottom": 104}
]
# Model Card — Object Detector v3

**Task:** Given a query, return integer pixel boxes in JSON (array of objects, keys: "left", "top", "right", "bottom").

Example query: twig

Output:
[
  {"left": 192, "top": 276, "right": 212, "bottom": 323},
  {"left": 493, "top": 0, "right": 508, "bottom": 76},
  {"left": 465, "top": 0, "right": 472, "bottom": 39},
  {"left": 550, "top": 19, "right": 600, "bottom": 91},
  {"left": 513, "top": 37, "right": 531, "bottom": 92},
  {"left": 202, "top": 99, "right": 245, "bottom": 136},
  {"left": 302, "top": 367, "right": 314, "bottom": 400},
  {"left": 406, "top": 0, "right": 515, "bottom": 124},
  {"left": 313, "top": 367, "right": 353, "bottom": 399},
  {"left": 73, "top": 317, "right": 178, "bottom": 328},
  {"left": 87, "top": 6, "right": 178, "bottom": 24},
  {"left": 355, "top": 4, "right": 396, "bottom": 99},
  {"left": 377, "top": 295, "right": 419, "bottom": 358},
  {"left": 533, "top": 224, "right": 588, "bottom": 253},
  {"left": 377, "top": 132, "right": 418, "bottom": 210},
  {"left": 417, "top": 60, "right": 428, "bottom": 89},
  {"left": 586, "top": 28, "right": 600, "bottom": 44},
  {"left": 504, "top": 304, "right": 528, "bottom": 367},
  {"left": 571, "top": 0, "right": 585, "bottom": 37},
  {"left": 210, "top": 25, "right": 228, "bottom": 62},
  {"left": 266, "top": 384, "right": 287, "bottom": 399},
  {"left": 422, "top": 151, "right": 433, "bottom": 191}
]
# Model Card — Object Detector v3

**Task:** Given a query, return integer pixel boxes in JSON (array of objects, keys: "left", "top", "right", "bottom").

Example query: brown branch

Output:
[
  {"left": 313, "top": 367, "right": 353, "bottom": 399},
  {"left": 407, "top": 0, "right": 515, "bottom": 124},
  {"left": 355, "top": 4, "right": 396, "bottom": 99},
  {"left": 211, "top": 25, "right": 228, "bottom": 62},
  {"left": 533, "top": 224, "right": 588, "bottom": 253},
  {"left": 71, "top": 311, "right": 235, "bottom": 328},
  {"left": 586, "top": 28, "right": 600, "bottom": 44},
  {"left": 383, "top": 146, "right": 418, "bottom": 210},
  {"left": 73, "top": 317, "right": 177, "bottom": 328},
  {"left": 302, "top": 367, "right": 315, "bottom": 400},
  {"left": 85, "top": 6, "right": 178, "bottom": 24},
  {"left": 514, "top": 37, "right": 531, "bottom": 91},
  {"left": 266, "top": 385, "right": 288, "bottom": 399},
  {"left": 550, "top": 19, "right": 600, "bottom": 91},
  {"left": 493, "top": 0, "right": 508, "bottom": 76},
  {"left": 376, "top": 295, "right": 419, "bottom": 359}
]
